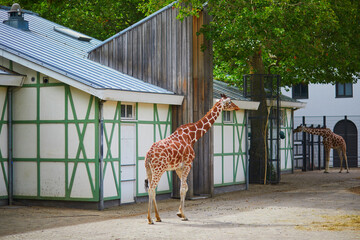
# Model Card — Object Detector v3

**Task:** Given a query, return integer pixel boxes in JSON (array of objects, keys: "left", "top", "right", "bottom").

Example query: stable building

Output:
[{"left": 0, "top": 4, "right": 183, "bottom": 208}]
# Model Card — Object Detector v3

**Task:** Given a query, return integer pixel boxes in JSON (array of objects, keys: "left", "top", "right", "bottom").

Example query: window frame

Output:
[
  {"left": 222, "top": 110, "right": 233, "bottom": 123},
  {"left": 120, "top": 103, "right": 136, "bottom": 120},
  {"left": 335, "top": 82, "right": 353, "bottom": 98},
  {"left": 292, "top": 83, "right": 308, "bottom": 99}
]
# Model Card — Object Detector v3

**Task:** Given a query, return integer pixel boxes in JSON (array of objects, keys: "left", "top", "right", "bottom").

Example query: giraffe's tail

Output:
[{"left": 144, "top": 179, "right": 149, "bottom": 191}]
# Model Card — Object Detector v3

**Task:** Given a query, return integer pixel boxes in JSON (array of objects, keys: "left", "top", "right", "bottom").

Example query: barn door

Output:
[
  {"left": 333, "top": 119, "right": 358, "bottom": 168},
  {"left": 120, "top": 123, "right": 136, "bottom": 203}
]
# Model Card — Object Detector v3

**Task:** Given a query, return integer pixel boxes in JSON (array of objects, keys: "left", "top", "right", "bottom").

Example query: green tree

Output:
[
  {"left": 141, "top": 0, "right": 360, "bottom": 183},
  {"left": 1, "top": 0, "right": 145, "bottom": 40}
]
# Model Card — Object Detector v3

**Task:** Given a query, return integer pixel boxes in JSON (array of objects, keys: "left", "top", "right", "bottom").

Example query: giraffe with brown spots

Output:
[
  {"left": 145, "top": 94, "right": 240, "bottom": 224},
  {"left": 293, "top": 125, "right": 349, "bottom": 174}
]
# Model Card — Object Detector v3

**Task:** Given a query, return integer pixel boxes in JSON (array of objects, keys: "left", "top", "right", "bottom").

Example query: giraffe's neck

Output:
[
  {"left": 303, "top": 127, "right": 330, "bottom": 137},
  {"left": 193, "top": 101, "right": 223, "bottom": 141}
]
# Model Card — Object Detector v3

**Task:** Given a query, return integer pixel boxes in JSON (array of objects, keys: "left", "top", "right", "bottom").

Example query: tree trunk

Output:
[{"left": 248, "top": 52, "right": 269, "bottom": 184}]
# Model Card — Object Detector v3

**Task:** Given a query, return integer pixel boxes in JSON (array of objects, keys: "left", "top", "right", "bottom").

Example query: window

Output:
[
  {"left": 223, "top": 111, "right": 233, "bottom": 123},
  {"left": 336, "top": 83, "right": 353, "bottom": 98},
  {"left": 292, "top": 83, "right": 308, "bottom": 99},
  {"left": 121, "top": 104, "right": 135, "bottom": 119}
]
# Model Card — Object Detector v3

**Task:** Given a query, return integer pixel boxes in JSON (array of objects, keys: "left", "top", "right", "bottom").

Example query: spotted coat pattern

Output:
[{"left": 145, "top": 95, "right": 240, "bottom": 224}]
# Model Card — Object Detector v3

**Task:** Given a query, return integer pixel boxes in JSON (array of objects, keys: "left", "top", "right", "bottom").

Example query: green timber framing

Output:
[
  {"left": 214, "top": 111, "right": 248, "bottom": 187},
  {"left": 2, "top": 68, "right": 173, "bottom": 203},
  {"left": 103, "top": 102, "right": 173, "bottom": 201},
  {"left": 11, "top": 72, "right": 100, "bottom": 201}
]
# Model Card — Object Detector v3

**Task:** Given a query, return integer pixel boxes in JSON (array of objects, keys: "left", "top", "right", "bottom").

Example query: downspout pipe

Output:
[
  {"left": 7, "top": 87, "right": 13, "bottom": 205},
  {"left": 98, "top": 100, "right": 104, "bottom": 210}
]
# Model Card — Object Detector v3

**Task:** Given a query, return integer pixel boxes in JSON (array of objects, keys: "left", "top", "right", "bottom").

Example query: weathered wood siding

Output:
[{"left": 88, "top": 6, "right": 213, "bottom": 197}]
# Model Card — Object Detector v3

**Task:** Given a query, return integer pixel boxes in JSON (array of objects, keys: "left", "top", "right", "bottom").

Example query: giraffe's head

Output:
[
  {"left": 293, "top": 125, "right": 305, "bottom": 133},
  {"left": 219, "top": 94, "right": 240, "bottom": 111}
]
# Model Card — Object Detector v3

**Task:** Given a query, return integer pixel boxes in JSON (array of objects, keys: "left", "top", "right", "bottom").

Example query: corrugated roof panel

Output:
[
  {"left": 0, "top": 10, "right": 101, "bottom": 56},
  {"left": 214, "top": 79, "right": 302, "bottom": 105},
  {"left": 0, "top": 8, "right": 175, "bottom": 95},
  {"left": 213, "top": 80, "right": 250, "bottom": 101}
]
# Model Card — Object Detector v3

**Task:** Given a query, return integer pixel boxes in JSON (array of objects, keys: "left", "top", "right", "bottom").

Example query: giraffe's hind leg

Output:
[
  {"left": 338, "top": 149, "right": 344, "bottom": 173},
  {"left": 147, "top": 174, "right": 163, "bottom": 224},
  {"left": 146, "top": 167, "right": 154, "bottom": 224},
  {"left": 344, "top": 152, "right": 349, "bottom": 173}
]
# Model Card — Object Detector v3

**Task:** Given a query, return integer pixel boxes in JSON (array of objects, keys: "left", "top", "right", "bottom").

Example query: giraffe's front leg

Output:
[
  {"left": 324, "top": 148, "right": 330, "bottom": 173},
  {"left": 177, "top": 181, "right": 188, "bottom": 221},
  {"left": 176, "top": 166, "right": 191, "bottom": 221}
]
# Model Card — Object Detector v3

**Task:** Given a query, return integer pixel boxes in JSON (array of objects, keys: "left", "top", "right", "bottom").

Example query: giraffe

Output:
[
  {"left": 144, "top": 94, "right": 240, "bottom": 224},
  {"left": 293, "top": 125, "right": 349, "bottom": 174}
]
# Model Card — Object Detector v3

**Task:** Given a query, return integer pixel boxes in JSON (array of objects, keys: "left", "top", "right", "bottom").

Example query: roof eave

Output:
[
  {"left": 98, "top": 89, "right": 184, "bottom": 105},
  {"left": 1, "top": 48, "right": 184, "bottom": 105},
  {"left": 233, "top": 99, "right": 260, "bottom": 110},
  {"left": 0, "top": 74, "right": 25, "bottom": 86},
  {"left": 266, "top": 99, "right": 307, "bottom": 109},
  {"left": 213, "top": 98, "right": 260, "bottom": 110}
]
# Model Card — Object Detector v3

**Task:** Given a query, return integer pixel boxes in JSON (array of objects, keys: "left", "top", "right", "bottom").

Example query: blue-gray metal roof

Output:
[
  {"left": 214, "top": 79, "right": 304, "bottom": 108},
  {"left": 0, "top": 7, "right": 101, "bottom": 56},
  {"left": 213, "top": 80, "right": 251, "bottom": 101},
  {"left": 0, "top": 8, "right": 176, "bottom": 96}
]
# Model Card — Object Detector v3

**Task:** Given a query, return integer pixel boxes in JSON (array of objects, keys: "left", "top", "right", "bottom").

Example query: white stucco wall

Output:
[{"left": 282, "top": 82, "right": 360, "bottom": 116}]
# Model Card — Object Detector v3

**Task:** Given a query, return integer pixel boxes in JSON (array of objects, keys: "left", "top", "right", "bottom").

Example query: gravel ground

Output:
[{"left": 0, "top": 168, "right": 359, "bottom": 240}]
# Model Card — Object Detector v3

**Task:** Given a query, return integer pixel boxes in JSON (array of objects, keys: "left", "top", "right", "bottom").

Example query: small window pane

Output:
[
  {"left": 345, "top": 83, "right": 352, "bottom": 96},
  {"left": 121, "top": 105, "right": 126, "bottom": 118},
  {"left": 337, "top": 84, "right": 344, "bottom": 96},
  {"left": 223, "top": 111, "right": 232, "bottom": 123},
  {"left": 127, "top": 105, "right": 132, "bottom": 118}
]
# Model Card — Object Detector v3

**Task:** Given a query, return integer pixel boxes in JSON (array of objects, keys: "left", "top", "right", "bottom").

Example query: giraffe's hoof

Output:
[
  {"left": 346, "top": 171, "right": 350, "bottom": 173},
  {"left": 148, "top": 219, "right": 154, "bottom": 225},
  {"left": 156, "top": 218, "right": 162, "bottom": 222},
  {"left": 176, "top": 212, "right": 183, "bottom": 218},
  {"left": 324, "top": 171, "right": 329, "bottom": 174},
  {"left": 181, "top": 217, "right": 188, "bottom": 221}
]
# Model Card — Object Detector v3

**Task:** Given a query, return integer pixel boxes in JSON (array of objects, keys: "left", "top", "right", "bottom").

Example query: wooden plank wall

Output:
[{"left": 88, "top": 6, "right": 213, "bottom": 197}]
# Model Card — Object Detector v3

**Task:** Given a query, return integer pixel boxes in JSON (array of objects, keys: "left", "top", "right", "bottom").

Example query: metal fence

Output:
[{"left": 293, "top": 115, "right": 360, "bottom": 170}]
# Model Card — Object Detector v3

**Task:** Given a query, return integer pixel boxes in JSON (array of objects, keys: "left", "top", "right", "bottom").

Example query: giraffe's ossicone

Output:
[{"left": 145, "top": 94, "right": 240, "bottom": 224}]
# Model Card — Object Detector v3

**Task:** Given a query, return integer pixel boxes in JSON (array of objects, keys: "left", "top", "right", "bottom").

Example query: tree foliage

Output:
[
  {"left": 141, "top": 0, "right": 360, "bottom": 183},
  {"left": 142, "top": 0, "right": 360, "bottom": 87},
  {"left": 1, "top": 0, "right": 145, "bottom": 40}
]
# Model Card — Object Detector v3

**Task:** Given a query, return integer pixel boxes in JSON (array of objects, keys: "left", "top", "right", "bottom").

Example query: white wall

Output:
[{"left": 282, "top": 82, "right": 360, "bottom": 116}]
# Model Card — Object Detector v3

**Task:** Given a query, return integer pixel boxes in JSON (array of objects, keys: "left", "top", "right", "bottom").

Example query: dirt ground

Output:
[{"left": 0, "top": 168, "right": 359, "bottom": 240}]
